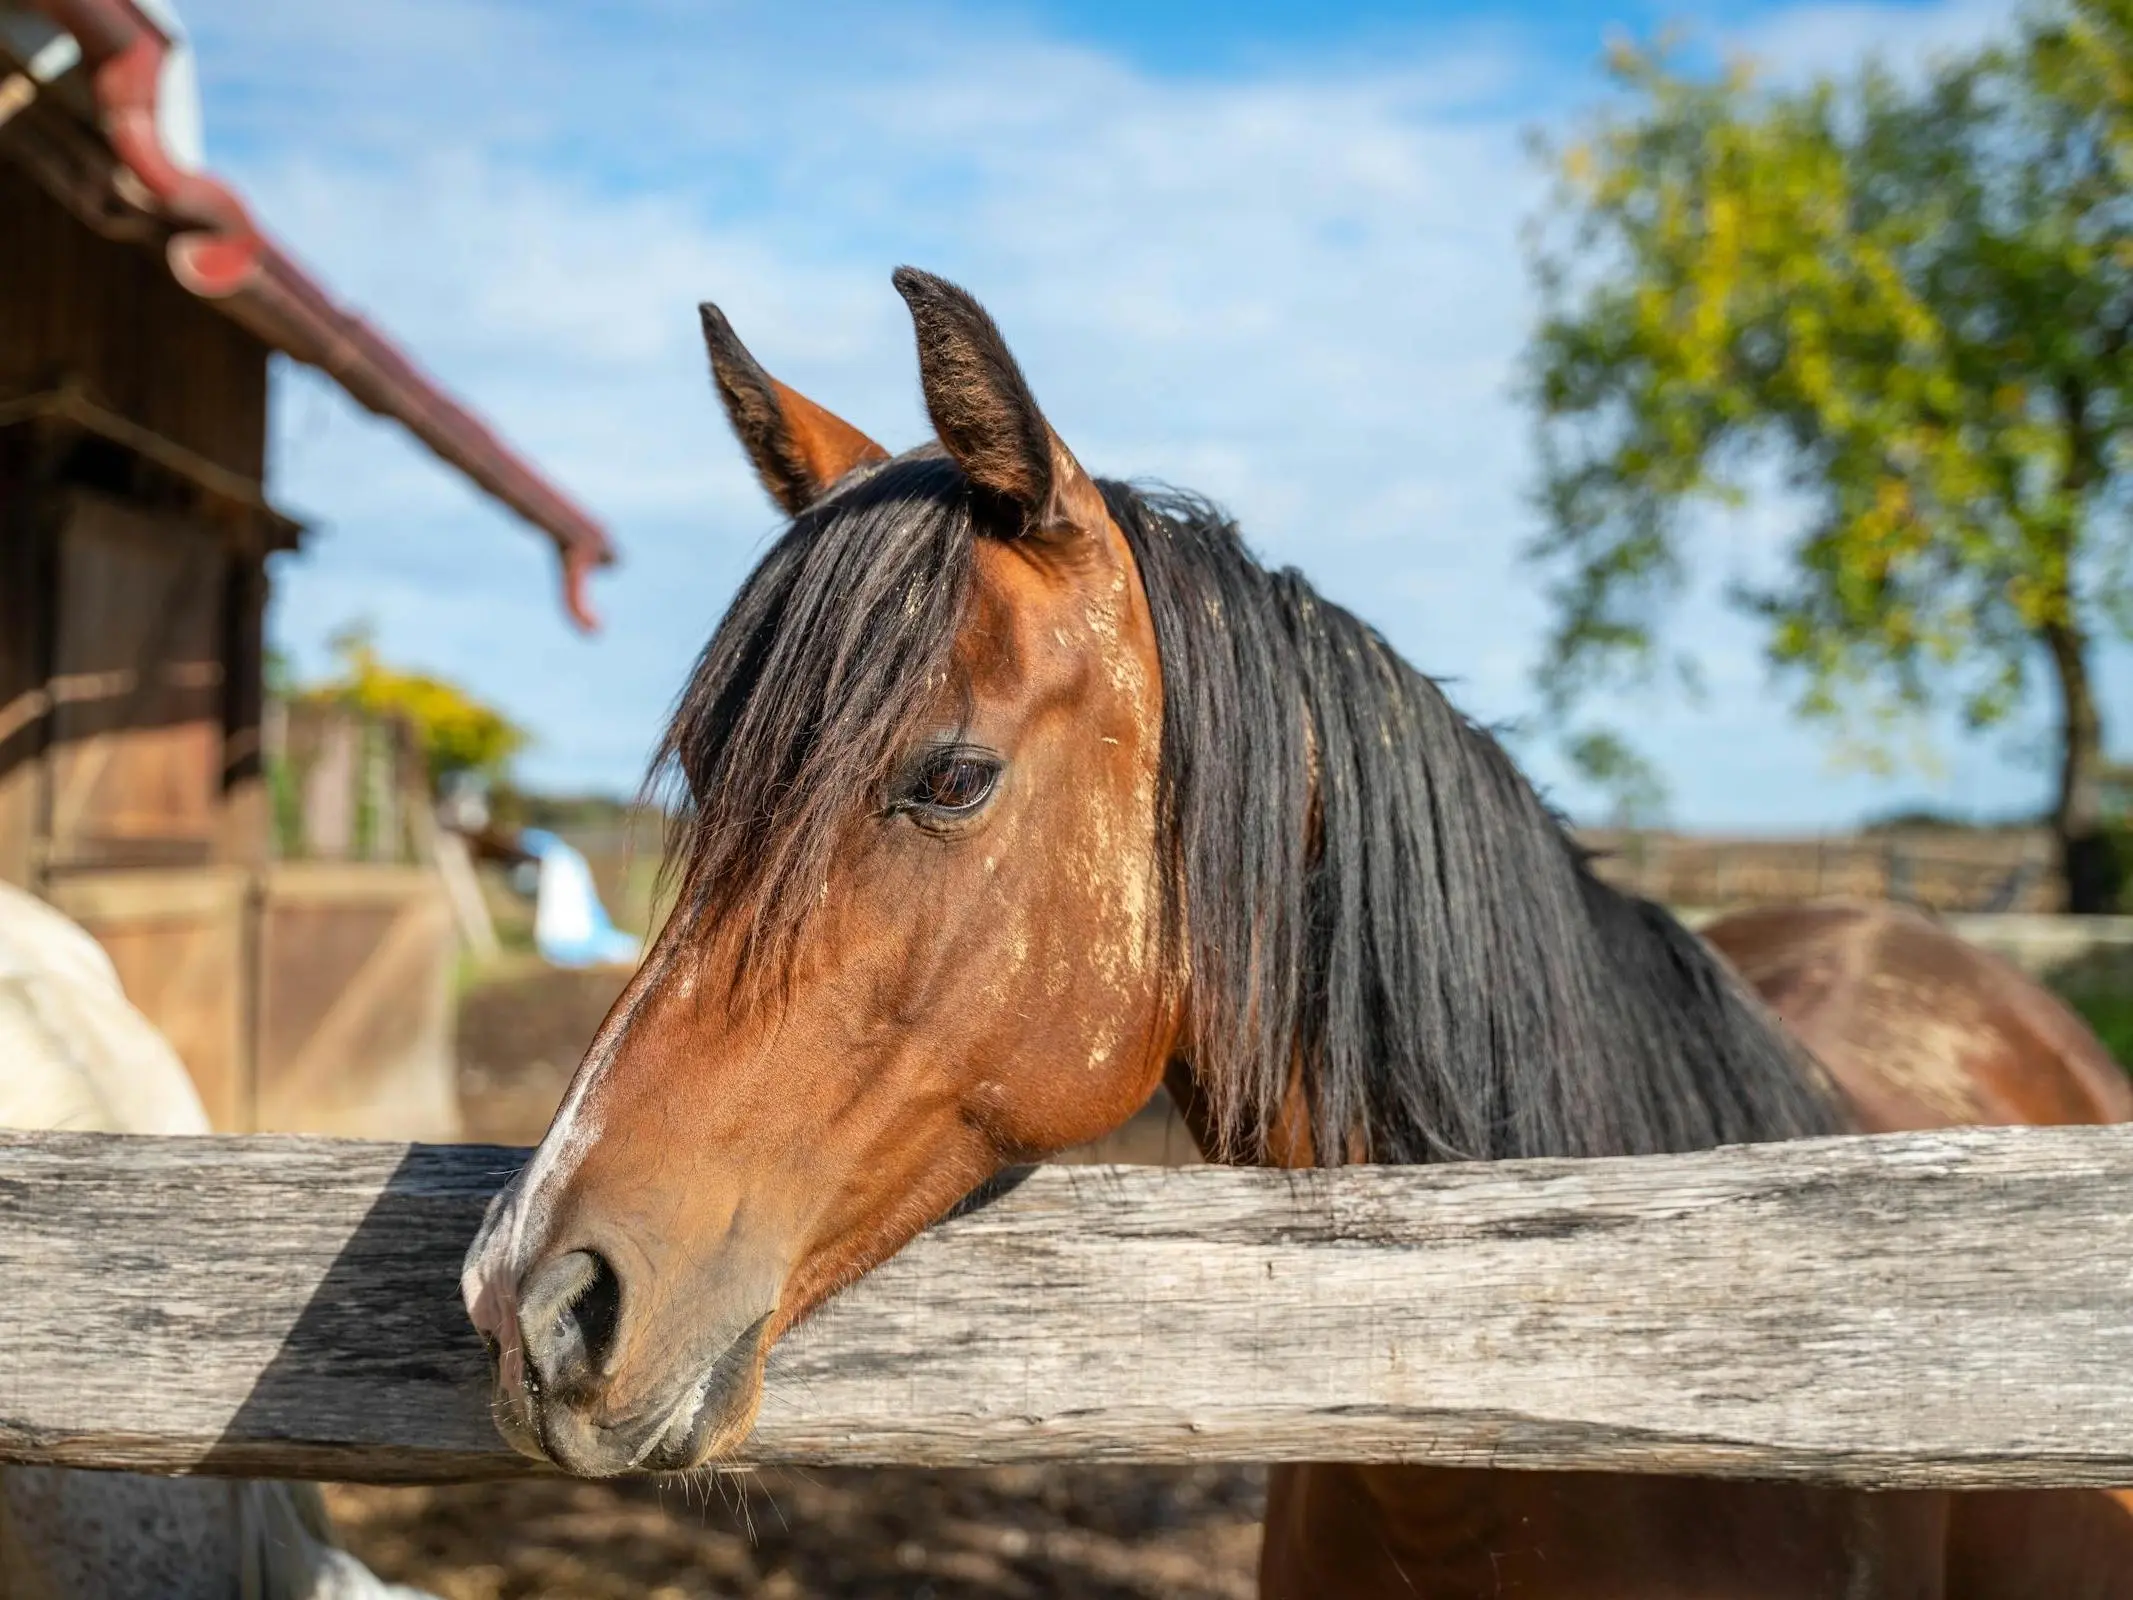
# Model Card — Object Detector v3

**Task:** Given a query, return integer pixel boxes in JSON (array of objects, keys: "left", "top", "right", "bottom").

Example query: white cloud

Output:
[{"left": 181, "top": 0, "right": 2105, "bottom": 828}]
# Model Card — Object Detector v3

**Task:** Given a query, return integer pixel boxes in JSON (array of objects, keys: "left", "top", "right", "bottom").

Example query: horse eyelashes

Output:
[{"left": 906, "top": 754, "right": 1001, "bottom": 816}]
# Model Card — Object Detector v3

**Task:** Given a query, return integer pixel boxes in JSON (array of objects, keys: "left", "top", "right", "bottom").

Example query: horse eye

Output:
[{"left": 908, "top": 754, "right": 1000, "bottom": 816}]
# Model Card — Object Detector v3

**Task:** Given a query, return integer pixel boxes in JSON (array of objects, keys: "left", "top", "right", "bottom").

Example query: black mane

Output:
[{"left": 656, "top": 453, "right": 1840, "bottom": 1165}]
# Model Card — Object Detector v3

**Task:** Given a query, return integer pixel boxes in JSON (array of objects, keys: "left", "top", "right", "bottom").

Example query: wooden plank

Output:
[
  {"left": 41, "top": 865, "right": 251, "bottom": 924},
  {"left": 6, "top": 1125, "right": 2133, "bottom": 1487},
  {"left": 263, "top": 862, "right": 446, "bottom": 906},
  {"left": 1943, "top": 913, "right": 2133, "bottom": 977},
  {"left": 298, "top": 716, "right": 357, "bottom": 861},
  {"left": 41, "top": 869, "right": 251, "bottom": 1131},
  {"left": 0, "top": 389, "right": 301, "bottom": 543},
  {"left": 429, "top": 829, "right": 501, "bottom": 962}
]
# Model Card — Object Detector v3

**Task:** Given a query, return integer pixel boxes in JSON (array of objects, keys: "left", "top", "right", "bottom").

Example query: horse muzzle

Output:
[{"left": 464, "top": 1203, "right": 783, "bottom": 1477}]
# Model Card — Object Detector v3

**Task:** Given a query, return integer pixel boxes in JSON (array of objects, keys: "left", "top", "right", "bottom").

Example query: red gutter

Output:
[{"left": 29, "top": 0, "right": 615, "bottom": 631}]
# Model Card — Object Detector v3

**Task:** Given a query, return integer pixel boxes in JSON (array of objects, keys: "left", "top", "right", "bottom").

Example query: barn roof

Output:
[{"left": 0, "top": 0, "right": 617, "bottom": 630}]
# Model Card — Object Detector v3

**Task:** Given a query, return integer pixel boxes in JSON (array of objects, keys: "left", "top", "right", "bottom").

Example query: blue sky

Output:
[{"left": 170, "top": 0, "right": 2120, "bottom": 829}]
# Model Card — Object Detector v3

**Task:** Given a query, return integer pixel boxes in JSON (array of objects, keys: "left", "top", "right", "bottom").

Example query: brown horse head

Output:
[
  {"left": 463, "top": 269, "right": 1840, "bottom": 1480},
  {"left": 460, "top": 271, "right": 1183, "bottom": 1475}
]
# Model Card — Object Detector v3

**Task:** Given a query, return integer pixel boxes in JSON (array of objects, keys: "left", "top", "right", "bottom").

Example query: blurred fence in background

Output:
[
  {"left": 264, "top": 701, "right": 428, "bottom": 865},
  {"left": 1578, "top": 828, "right": 2057, "bottom": 915}
]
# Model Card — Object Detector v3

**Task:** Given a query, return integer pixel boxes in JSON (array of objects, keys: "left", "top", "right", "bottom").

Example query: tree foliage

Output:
[
  {"left": 1528, "top": 2, "right": 2133, "bottom": 908},
  {"left": 1566, "top": 728, "right": 1673, "bottom": 828},
  {"left": 297, "top": 625, "right": 528, "bottom": 790}
]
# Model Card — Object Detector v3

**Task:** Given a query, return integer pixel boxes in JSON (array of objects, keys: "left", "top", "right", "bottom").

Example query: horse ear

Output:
[
  {"left": 700, "top": 304, "right": 888, "bottom": 515},
  {"left": 891, "top": 267, "right": 1104, "bottom": 539}
]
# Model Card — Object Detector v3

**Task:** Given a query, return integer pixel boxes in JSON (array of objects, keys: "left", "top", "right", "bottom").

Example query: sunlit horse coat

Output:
[{"left": 0, "top": 881, "right": 431, "bottom": 1600}]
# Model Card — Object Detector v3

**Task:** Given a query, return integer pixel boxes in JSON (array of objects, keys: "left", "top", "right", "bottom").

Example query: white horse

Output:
[{"left": 0, "top": 880, "right": 434, "bottom": 1600}]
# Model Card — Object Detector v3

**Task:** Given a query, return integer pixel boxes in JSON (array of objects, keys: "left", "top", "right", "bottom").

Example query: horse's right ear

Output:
[{"left": 700, "top": 304, "right": 888, "bottom": 515}]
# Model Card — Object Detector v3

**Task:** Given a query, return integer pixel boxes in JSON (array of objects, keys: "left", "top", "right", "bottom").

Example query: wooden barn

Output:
[{"left": 0, "top": 0, "right": 614, "bottom": 1135}]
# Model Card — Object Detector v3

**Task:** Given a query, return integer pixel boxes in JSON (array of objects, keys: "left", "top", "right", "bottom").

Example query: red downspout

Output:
[{"left": 29, "top": 0, "right": 616, "bottom": 631}]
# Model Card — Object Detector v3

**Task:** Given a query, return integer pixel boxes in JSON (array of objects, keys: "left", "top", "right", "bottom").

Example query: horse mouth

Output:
[{"left": 488, "top": 1311, "right": 775, "bottom": 1477}]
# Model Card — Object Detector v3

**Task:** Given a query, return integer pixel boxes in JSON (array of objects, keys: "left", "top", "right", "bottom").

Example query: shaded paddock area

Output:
[
  {"left": 330, "top": 960, "right": 1255, "bottom": 1599},
  {"left": 325, "top": 1467, "right": 1261, "bottom": 1600}
]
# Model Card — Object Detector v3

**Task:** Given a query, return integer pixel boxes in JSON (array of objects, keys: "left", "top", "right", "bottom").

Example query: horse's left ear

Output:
[
  {"left": 701, "top": 304, "right": 889, "bottom": 514},
  {"left": 892, "top": 267, "right": 1107, "bottom": 542}
]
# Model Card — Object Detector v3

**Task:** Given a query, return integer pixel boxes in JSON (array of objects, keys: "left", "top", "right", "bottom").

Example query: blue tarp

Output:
[{"left": 519, "top": 829, "right": 643, "bottom": 969}]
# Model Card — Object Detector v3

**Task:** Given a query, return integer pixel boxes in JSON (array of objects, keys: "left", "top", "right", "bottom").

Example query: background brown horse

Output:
[
  {"left": 1256, "top": 899, "right": 2133, "bottom": 1598},
  {"left": 463, "top": 270, "right": 2133, "bottom": 1597}
]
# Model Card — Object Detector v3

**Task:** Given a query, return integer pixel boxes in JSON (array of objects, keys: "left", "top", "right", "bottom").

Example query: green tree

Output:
[
  {"left": 1566, "top": 728, "right": 1673, "bottom": 829},
  {"left": 299, "top": 624, "right": 528, "bottom": 791},
  {"left": 1527, "top": 3, "right": 2133, "bottom": 911}
]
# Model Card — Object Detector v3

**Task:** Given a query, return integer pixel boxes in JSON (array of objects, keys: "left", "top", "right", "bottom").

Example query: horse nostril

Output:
[
  {"left": 517, "top": 1247, "right": 624, "bottom": 1393},
  {"left": 573, "top": 1251, "right": 623, "bottom": 1372}
]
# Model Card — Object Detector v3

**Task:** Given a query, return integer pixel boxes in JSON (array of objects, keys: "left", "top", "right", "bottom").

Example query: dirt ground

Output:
[
  {"left": 328, "top": 962, "right": 1261, "bottom": 1599},
  {"left": 325, "top": 1466, "right": 1262, "bottom": 1600}
]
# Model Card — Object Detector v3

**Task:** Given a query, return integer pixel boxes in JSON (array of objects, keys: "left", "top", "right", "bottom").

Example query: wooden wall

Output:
[
  {"left": 1, "top": 174, "right": 458, "bottom": 1140},
  {"left": 0, "top": 164, "right": 268, "bottom": 479},
  {"left": 1, "top": 149, "right": 274, "bottom": 893},
  {"left": 45, "top": 492, "right": 230, "bottom": 869}
]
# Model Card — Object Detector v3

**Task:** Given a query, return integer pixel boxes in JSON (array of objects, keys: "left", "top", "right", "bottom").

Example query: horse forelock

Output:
[{"left": 650, "top": 450, "right": 979, "bottom": 1002}]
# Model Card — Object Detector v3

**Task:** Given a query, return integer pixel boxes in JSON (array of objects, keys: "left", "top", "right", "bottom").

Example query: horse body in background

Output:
[
  {"left": 0, "top": 881, "right": 430, "bottom": 1600},
  {"left": 1259, "top": 898, "right": 2133, "bottom": 1598},
  {"left": 463, "top": 272, "right": 2133, "bottom": 1597}
]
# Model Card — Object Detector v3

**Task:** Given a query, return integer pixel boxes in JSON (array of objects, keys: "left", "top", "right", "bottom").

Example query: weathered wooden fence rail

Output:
[{"left": 5, "top": 1125, "right": 2133, "bottom": 1488}]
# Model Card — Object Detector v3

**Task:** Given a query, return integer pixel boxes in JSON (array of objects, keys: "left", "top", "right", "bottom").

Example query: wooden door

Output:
[{"left": 253, "top": 864, "right": 461, "bottom": 1140}]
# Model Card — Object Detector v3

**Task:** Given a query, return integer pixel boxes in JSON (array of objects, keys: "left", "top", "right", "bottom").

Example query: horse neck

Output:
[{"left": 1106, "top": 483, "right": 1836, "bottom": 1169}]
